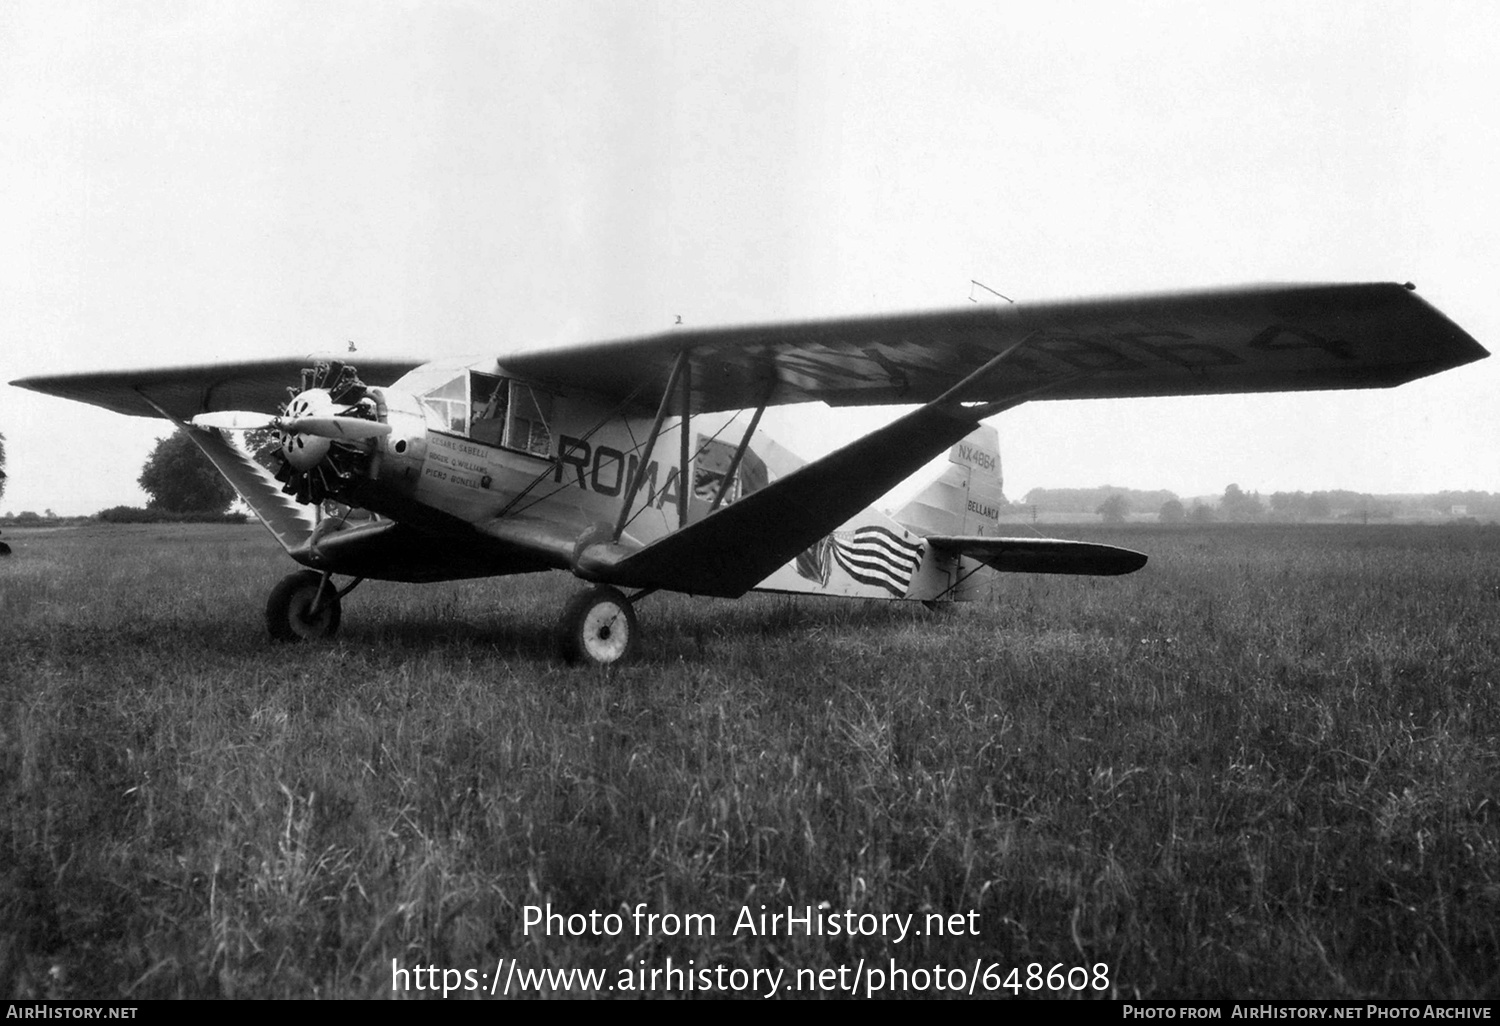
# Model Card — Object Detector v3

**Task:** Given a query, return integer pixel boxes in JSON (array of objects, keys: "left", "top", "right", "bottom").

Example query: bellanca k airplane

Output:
[{"left": 11, "top": 281, "right": 1487, "bottom": 664}]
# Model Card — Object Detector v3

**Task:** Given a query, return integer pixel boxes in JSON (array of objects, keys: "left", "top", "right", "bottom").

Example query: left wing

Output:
[
  {"left": 504, "top": 282, "right": 1485, "bottom": 413},
  {"left": 11, "top": 356, "right": 424, "bottom": 421}
]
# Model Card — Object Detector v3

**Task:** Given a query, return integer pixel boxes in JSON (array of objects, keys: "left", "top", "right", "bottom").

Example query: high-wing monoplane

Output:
[{"left": 12, "top": 282, "right": 1486, "bottom": 664}]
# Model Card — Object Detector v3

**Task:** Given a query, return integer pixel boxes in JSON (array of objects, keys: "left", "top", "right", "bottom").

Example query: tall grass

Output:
[{"left": 1, "top": 522, "right": 1497, "bottom": 998}]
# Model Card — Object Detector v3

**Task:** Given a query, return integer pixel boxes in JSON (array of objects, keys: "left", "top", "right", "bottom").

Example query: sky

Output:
[{"left": 3, "top": 0, "right": 1498, "bottom": 516}]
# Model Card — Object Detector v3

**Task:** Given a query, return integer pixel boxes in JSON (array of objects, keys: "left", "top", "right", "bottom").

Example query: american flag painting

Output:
[{"left": 831, "top": 526, "right": 925, "bottom": 597}]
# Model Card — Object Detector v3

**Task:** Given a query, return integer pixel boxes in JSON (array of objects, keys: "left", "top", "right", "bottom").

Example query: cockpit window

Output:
[
  {"left": 433, "top": 371, "right": 552, "bottom": 456},
  {"left": 420, "top": 375, "right": 468, "bottom": 433},
  {"left": 469, "top": 372, "right": 507, "bottom": 445}
]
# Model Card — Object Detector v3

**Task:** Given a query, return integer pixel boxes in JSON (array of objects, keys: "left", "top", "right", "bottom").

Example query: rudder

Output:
[{"left": 894, "top": 425, "right": 1006, "bottom": 601}]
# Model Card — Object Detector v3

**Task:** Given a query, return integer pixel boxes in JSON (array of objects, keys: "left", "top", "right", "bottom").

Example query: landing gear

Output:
[
  {"left": 558, "top": 585, "right": 637, "bottom": 665},
  {"left": 266, "top": 570, "right": 343, "bottom": 641}
]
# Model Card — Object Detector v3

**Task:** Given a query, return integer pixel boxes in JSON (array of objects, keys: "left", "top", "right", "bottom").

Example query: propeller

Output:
[
  {"left": 192, "top": 360, "right": 388, "bottom": 506},
  {"left": 191, "top": 410, "right": 392, "bottom": 440}
]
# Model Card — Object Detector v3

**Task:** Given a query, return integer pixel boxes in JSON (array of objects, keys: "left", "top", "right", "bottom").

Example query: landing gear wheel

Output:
[
  {"left": 266, "top": 570, "right": 342, "bottom": 642},
  {"left": 558, "top": 585, "right": 637, "bottom": 665}
]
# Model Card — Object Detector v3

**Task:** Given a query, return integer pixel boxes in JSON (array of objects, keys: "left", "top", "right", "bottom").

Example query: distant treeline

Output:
[
  {"left": 1022, "top": 486, "right": 1500, "bottom": 522},
  {"left": 95, "top": 506, "right": 249, "bottom": 524},
  {"left": 0, "top": 507, "right": 248, "bottom": 526},
  {"left": 1020, "top": 487, "right": 1181, "bottom": 514}
]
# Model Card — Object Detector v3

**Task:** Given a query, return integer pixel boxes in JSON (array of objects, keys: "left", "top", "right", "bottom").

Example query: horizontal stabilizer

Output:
[{"left": 926, "top": 535, "right": 1148, "bottom": 576}]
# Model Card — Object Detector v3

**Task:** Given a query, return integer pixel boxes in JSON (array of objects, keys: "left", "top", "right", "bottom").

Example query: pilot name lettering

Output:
[
  {"left": 446, "top": 439, "right": 489, "bottom": 459},
  {"left": 421, "top": 433, "right": 499, "bottom": 490}
]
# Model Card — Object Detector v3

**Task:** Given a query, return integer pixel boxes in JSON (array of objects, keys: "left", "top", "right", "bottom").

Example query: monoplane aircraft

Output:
[{"left": 12, "top": 282, "right": 1486, "bottom": 664}]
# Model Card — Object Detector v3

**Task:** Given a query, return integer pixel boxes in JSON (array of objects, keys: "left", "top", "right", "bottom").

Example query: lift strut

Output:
[{"left": 613, "top": 348, "right": 691, "bottom": 542}]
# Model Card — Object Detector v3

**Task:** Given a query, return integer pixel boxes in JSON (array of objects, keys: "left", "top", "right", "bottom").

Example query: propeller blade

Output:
[
  {"left": 191, "top": 411, "right": 278, "bottom": 431},
  {"left": 280, "top": 416, "right": 393, "bottom": 440},
  {"left": 191, "top": 411, "right": 390, "bottom": 440}
]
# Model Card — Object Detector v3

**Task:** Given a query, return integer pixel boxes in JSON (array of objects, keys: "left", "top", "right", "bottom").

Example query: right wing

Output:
[{"left": 503, "top": 282, "right": 1486, "bottom": 413}]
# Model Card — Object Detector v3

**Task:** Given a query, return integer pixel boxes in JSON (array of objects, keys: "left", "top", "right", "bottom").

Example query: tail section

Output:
[
  {"left": 894, "top": 425, "right": 1004, "bottom": 538},
  {"left": 896, "top": 425, "right": 1148, "bottom": 597},
  {"left": 676, "top": 418, "right": 1142, "bottom": 603},
  {"left": 732, "top": 424, "right": 1005, "bottom": 602},
  {"left": 892, "top": 426, "right": 1006, "bottom": 601},
  {"left": 711, "top": 429, "right": 947, "bottom": 600}
]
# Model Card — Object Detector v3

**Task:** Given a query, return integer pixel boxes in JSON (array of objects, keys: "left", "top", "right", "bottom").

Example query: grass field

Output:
[{"left": 2, "top": 521, "right": 1497, "bottom": 999}]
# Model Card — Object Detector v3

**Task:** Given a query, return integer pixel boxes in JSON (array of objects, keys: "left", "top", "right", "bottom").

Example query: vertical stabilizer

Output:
[
  {"left": 894, "top": 425, "right": 1005, "bottom": 601},
  {"left": 894, "top": 425, "right": 1004, "bottom": 537}
]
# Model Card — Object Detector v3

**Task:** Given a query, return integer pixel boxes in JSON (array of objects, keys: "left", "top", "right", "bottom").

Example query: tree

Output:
[
  {"left": 1159, "top": 498, "right": 1185, "bottom": 524},
  {"left": 1189, "top": 501, "right": 1216, "bottom": 524},
  {"left": 0, "top": 430, "right": 6, "bottom": 503},
  {"left": 138, "top": 431, "right": 236, "bottom": 514},
  {"left": 244, "top": 428, "right": 283, "bottom": 472},
  {"left": 1220, "top": 483, "right": 1265, "bottom": 520},
  {"left": 1269, "top": 490, "right": 1305, "bottom": 521},
  {"left": 1096, "top": 493, "right": 1130, "bottom": 524}
]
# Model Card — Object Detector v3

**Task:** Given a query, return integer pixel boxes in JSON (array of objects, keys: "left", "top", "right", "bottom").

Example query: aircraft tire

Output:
[
  {"left": 558, "top": 585, "right": 637, "bottom": 666},
  {"left": 266, "top": 570, "right": 342, "bottom": 642}
]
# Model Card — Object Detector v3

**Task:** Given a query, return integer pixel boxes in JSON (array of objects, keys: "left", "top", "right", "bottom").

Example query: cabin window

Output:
[
  {"left": 505, "top": 381, "right": 554, "bottom": 456},
  {"left": 420, "top": 375, "right": 469, "bottom": 434},
  {"left": 424, "top": 371, "right": 553, "bottom": 456},
  {"left": 468, "top": 372, "right": 507, "bottom": 446}
]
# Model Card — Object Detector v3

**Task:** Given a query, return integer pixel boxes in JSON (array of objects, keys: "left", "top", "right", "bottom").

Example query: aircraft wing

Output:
[
  {"left": 503, "top": 282, "right": 1486, "bottom": 413},
  {"left": 10, "top": 357, "right": 424, "bottom": 421},
  {"left": 925, "top": 535, "right": 1148, "bottom": 576}
]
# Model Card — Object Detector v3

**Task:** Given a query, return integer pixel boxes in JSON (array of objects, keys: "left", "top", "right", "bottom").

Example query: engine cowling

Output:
[{"left": 270, "top": 362, "right": 383, "bottom": 506}]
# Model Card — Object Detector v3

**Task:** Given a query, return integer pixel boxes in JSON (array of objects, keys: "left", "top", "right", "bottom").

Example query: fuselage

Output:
[
  {"left": 359, "top": 356, "right": 751, "bottom": 549},
  {"left": 303, "top": 355, "right": 964, "bottom": 601}
]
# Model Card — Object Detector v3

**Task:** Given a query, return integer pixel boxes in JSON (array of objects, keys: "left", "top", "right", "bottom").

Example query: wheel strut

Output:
[{"left": 308, "top": 573, "right": 364, "bottom": 616}]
